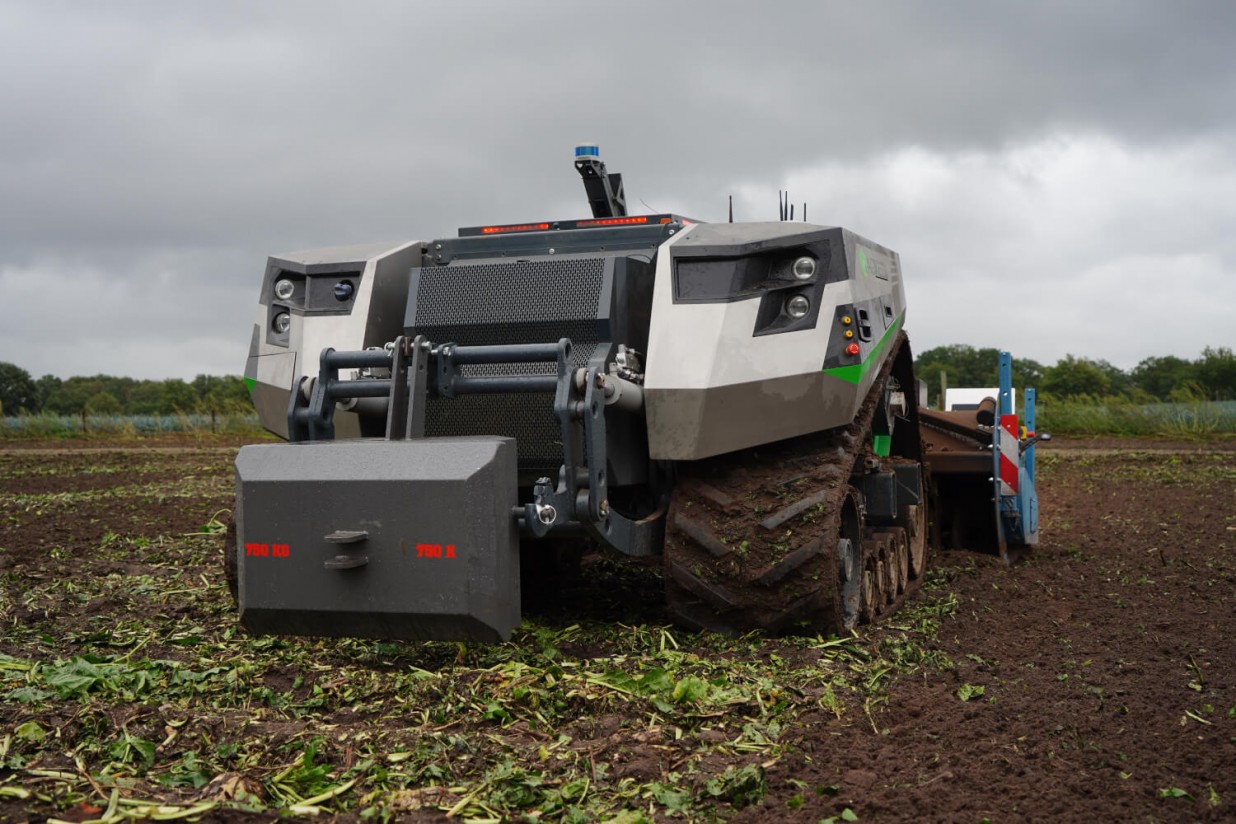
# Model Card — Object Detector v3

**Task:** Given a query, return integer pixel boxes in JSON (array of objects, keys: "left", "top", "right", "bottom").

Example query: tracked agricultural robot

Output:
[{"left": 231, "top": 146, "right": 1043, "bottom": 641}]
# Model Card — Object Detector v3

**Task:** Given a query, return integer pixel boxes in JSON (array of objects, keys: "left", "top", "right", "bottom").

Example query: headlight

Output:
[
  {"left": 785, "top": 295, "right": 810, "bottom": 319},
  {"left": 791, "top": 256, "right": 816, "bottom": 280},
  {"left": 274, "top": 278, "right": 295, "bottom": 300},
  {"left": 272, "top": 312, "right": 291, "bottom": 334}
]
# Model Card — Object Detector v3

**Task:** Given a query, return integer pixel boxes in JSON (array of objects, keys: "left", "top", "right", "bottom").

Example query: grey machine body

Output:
[{"left": 234, "top": 148, "right": 908, "bottom": 641}]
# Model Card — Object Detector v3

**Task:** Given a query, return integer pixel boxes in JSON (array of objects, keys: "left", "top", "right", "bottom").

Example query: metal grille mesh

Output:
[{"left": 411, "top": 257, "right": 605, "bottom": 476}]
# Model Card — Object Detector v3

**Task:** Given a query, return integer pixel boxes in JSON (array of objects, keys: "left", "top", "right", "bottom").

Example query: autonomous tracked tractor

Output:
[{"left": 230, "top": 145, "right": 1043, "bottom": 642}]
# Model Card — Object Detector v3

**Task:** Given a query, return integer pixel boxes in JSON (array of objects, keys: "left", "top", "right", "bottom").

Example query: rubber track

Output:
[{"left": 663, "top": 331, "right": 922, "bottom": 635}]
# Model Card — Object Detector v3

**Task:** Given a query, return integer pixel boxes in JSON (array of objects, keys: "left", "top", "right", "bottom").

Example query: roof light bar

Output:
[
  {"left": 575, "top": 216, "right": 649, "bottom": 229},
  {"left": 458, "top": 214, "right": 689, "bottom": 237},
  {"left": 480, "top": 222, "right": 552, "bottom": 235}
]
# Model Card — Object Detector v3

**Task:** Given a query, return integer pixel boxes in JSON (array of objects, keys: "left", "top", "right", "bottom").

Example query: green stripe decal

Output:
[
  {"left": 244, "top": 377, "right": 256, "bottom": 395},
  {"left": 821, "top": 314, "right": 903, "bottom": 385}
]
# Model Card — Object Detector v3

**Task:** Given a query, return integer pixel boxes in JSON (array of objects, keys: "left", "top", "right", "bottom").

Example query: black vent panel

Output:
[{"left": 409, "top": 257, "right": 607, "bottom": 477}]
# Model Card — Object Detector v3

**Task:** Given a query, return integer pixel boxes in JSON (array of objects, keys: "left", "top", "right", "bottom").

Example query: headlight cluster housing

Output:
[{"left": 670, "top": 230, "right": 834, "bottom": 337}]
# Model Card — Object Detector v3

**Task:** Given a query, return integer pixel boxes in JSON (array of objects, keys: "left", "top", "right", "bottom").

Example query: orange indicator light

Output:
[
  {"left": 576, "top": 216, "right": 650, "bottom": 228},
  {"left": 841, "top": 315, "right": 852, "bottom": 325},
  {"left": 480, "top": 222, "right": 551, "bottom": 235}
]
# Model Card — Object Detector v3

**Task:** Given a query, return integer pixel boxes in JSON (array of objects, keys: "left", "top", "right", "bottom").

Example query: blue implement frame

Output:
[{"left": 993, "top": 351, "right": 1041, "bottom": 555}]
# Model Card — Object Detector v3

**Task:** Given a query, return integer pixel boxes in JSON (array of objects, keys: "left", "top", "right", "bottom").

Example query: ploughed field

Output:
[{"left": 0, "top": 437, "right": 1233, "bottom": 822}]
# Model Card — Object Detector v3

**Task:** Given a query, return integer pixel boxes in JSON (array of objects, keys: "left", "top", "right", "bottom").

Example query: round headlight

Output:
[
  {"left": 274, "top": 278, "right": 295, "bottom": 300},
  {"left": 786, "top": 295, "right": 810, "bottom": 319},
  {"left": 333, "top": 280, "right": 355, "bottom": 301},
  {"left": 791, "top": 256, "right": 816, "bottom": 280},
  {"left": 272, "top": 312, "right": 291, "bottom": 334}
]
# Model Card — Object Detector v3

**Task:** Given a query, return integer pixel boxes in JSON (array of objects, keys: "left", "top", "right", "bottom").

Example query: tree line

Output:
[
  {"left": 0, "top": 362, "right": 251, "bottom": 417},
  {"left": 914, "top": 345, "right": 1236, "bottom": 406},
  {"left": 2, "top": 345, "right": 1234, "bottom": 417}
]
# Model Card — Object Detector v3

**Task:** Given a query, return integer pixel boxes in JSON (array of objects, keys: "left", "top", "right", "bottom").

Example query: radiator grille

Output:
[{"left": 410, "top": 257, "right": 606, "bottom": 477}]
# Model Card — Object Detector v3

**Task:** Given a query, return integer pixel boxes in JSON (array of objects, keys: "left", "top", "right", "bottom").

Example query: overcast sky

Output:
[{"left": 2, "top": 1, "right": 1234, "bottom": 380}]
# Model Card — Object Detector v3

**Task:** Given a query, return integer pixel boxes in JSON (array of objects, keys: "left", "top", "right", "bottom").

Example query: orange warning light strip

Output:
[
  {"left": 480, "top": 222, "right": 551, "bottom": 235},
  {"left": 575, "top": 216, "right": 650, "bottom": 228}
]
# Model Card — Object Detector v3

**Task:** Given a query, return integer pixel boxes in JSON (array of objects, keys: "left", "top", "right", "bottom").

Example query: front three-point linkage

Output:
[{"left": 287, "top": 335, "right": 663, "bottom": 558}]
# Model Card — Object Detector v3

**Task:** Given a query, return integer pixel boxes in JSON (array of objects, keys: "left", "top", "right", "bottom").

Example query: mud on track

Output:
[{"left": 0, "top": 438, "right": 1232, "bottom": 822}]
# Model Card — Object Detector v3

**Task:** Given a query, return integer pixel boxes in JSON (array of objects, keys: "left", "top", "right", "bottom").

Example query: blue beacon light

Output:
[{"left": 574, "top": 144, "right": 600, "bottom": 158}]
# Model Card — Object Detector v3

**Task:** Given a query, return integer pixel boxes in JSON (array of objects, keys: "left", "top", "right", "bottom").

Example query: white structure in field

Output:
[{"left": 945, "top": 387, "right": 1015, "bottom": 411}]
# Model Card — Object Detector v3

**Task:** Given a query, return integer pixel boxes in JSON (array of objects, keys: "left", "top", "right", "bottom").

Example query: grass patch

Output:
[
  {"left": 0, "top": 412, "right": 269, "bottom": 439},
  {"left": 1036, "top": 398, "right": 1236, "bottom": 437}
]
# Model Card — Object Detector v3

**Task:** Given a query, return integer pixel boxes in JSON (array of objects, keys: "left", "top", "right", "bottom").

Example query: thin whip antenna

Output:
[
  {"left": 639, "top": 198, "right": 659, "bottom": 213},
  {"left": 728, "top": 195, "right": 733, "bottom": 223}
]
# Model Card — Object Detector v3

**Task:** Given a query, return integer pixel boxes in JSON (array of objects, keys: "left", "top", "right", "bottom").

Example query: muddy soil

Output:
[
  {"left": 739, "top": 445, "right": 1236, "bottom": 822},
  {"left": 0, "top": 440, "right": 1232, "bottom": 822}
]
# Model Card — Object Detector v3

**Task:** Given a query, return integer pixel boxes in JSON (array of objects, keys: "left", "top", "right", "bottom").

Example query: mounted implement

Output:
[
  {"left": 919, "top": 352, "right": 1048, "bottom": 561},
  {"left": 230, "top": 145, "right": 1041, "bottom": 641}
]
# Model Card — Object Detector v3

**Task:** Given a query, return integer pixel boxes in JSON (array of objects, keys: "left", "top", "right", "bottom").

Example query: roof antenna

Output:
[
  {"left": 790, "top": 203, "right": 795, "bottom": 221},
  {"left": 803, "top": 202, "right": 807, "bottom": 222},
  {"left": 728, "top": 194, "right": 733, "bottom": 223}
]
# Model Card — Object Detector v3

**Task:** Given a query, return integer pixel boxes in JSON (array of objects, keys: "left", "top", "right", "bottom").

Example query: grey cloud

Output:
[{"left": 1, "top": 1, "right": 1234, "bottom": 378}]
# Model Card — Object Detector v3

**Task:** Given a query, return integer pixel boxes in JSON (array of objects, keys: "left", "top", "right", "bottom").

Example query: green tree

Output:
[
  {"left": 1012, "top": 356, "right": 1045, "bottom": 389},
  {"left": 43, "top": 377, "right": 102, "bottom": 415},
  {"left": 192, "top": 374, "right": 250, "bottom": 411},
  {"left": 915, "top": 344, "right": 999, "bottom": 406},
  {"left": 1042, "top": 355, "right": 1111, "bottom": 399},
  {"left": 915, "top": 345, "right": 1047, "bottom": 407},
  {"left": 160, "top": 379, "right": 199, "bottom": 413},
  {"left": 35, "top": 374, "right": 61, "bottom": 410},
  {"left": 0, "top": 362, "right": 38, "bottom": 415},
  {"left": 1131, "top": 355, "right": 1195, "bottom": 399},
  {"left": 1089, "top": 359, "right": 1131, "bottom": 396},
  {"left": 128, "top": 381, "right": 167, "bottom": 415},
  {"left": 85, "top": 390, "right": 122, "bottom": 414},
  {"left": 1195, "top": 346, "right": 1236, "bottom": 400}
]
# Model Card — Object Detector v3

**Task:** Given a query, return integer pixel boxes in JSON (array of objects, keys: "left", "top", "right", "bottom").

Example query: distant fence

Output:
[
  {"left": 1036, "top": 400, "right": 1236, "bottom": 436},
  {"left": 0, "top": 411, "right": 266, "bottom": 438}
]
